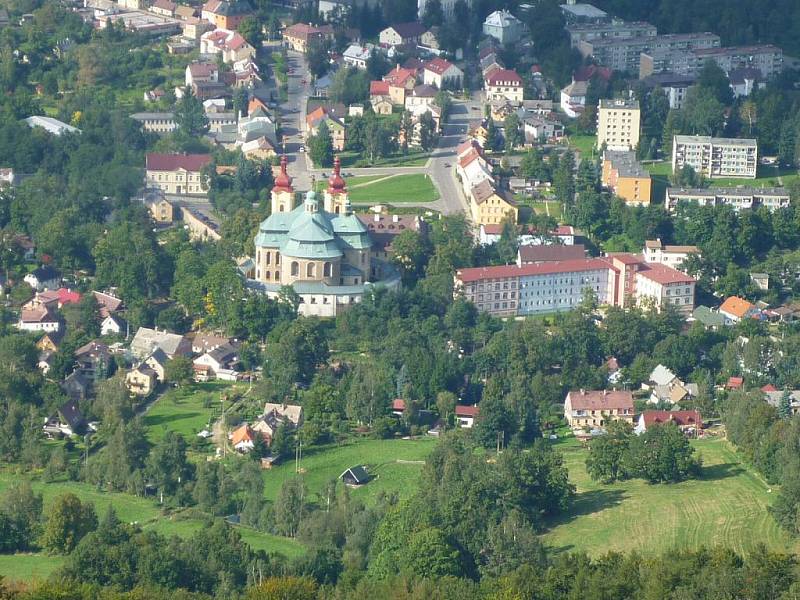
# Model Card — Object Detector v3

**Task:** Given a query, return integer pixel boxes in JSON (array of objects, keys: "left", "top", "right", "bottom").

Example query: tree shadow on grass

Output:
[
  {"left": 543, "top": 488, "right": 627, "bottom": 531},
  {"left": 698, "top": 462, "right": 744, "bottom": 482}
]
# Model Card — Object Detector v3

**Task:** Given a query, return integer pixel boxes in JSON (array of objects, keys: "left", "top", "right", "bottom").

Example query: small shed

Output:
[{"left": 340, "top": 465, "right": 370, "bottom": 487}]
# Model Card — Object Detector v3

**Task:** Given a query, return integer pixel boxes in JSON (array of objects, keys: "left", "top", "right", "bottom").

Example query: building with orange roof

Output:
[
  {"left": 719, "top": 296, "right": 759, "bottom": 323},
  {"left": 230, "top": 423, "right": 256, "bottom": 452},
  {"left": 383, "top": 66, "right": 417, "bottom": 105}
]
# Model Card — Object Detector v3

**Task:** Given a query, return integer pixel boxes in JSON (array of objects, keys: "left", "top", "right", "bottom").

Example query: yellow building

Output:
[
  {"left": 597, "top": 98, "right": 641, "bottom": 151},
  {"left": 145, "top": 153, "right": 211, "bottom": 196},
  {"left": 601, "top": 150, "right": 651, "bottom": 206},
  {"left": 470, "top": 180, "right": 518, "bottom": 226},
  {"left": 147, "top": 197, "right": 175, "bottom": 223},
  {"left": 563, "top": 390, "right": 635, "bottom": 430}
]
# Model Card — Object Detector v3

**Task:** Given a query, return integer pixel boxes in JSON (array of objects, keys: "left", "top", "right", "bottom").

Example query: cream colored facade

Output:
[
  {"left": 597, "top": 98, "right": 641, "bottom": 151},
  {"left": 470, "top": 180, "right": 518, "bottom": 226},
  {"left": 148, "top": 198, "right": 175, "bottom": 223},
  {"left": 146, "top": 168, "right": 207, "bottom": 195},
  {"left": 126, "top": 367, "right": 156, "bottom": 396}
]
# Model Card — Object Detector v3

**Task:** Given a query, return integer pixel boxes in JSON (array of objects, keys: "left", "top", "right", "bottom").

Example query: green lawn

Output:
[
  {"left": 0, "top": 553, "right": 64, "bottom": 583},
  {"left": 313, "top": 175, "right": 386, "bottom": 192},
  {"left": 143, "top": 382, "right": 238, "bottom": 443},
  {"left": 709, "top": 164, "right": 797, "bottom": 187},
  {"left": 348, "top": 174, "right": 439, "bottom": 204},
  {"left": 531, "top": 201, "right": 564, "bottom": 222},
  {"left": 566, "top": 135, "right": 598, "bottom": 158},
  {"left": 541, "top": 437, "right": 796, "bottom": 557},
  {"left": 338, "top": 151, "right": 430, "bottom": 168},
  {"left": 262, "top": 437, "right": 436, "bottom": 505}
]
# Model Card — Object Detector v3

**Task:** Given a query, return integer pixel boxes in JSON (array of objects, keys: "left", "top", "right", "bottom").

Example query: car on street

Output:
[{"left": 299, "top": 146, "right": 305, "bottom": 153}]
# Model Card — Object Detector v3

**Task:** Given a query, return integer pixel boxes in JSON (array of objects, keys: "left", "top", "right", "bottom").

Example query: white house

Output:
[
  {"left": 484, "top": 69, "right": 524, "bottom": 103},
  {"left": 24, "top": 266, "right": 60, "bottom": 292},
  {"left": 343, "top": 43, "right": 374, "bottom": 69},
  {"left": 101, "top": 314, "right": 127, "bottom": 337},
  {"left": 455, "top": 404, "right": 478, "bottom": 428},
  {"left": 560, "top": 80, "right": 587, "bottom": 118},
  {"left": 17, "top": 306, "right": 60, "bottom": 333},
  {"left": 482, "top": 9, "right": 525, "bottom": 45},
  {"left": 423, "top": 58, "right": 463, "bottom": 89}
]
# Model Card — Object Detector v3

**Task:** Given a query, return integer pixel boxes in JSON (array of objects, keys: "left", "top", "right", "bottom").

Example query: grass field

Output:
[
  {"left": 541, "top": 437, "right": 797, "bottom": 557},
  {"left": 566, "top": 135, "right": 597, "bottom": 158},
  {"left": 143, "top": 382, "right": 238, "bottom": 443},
  {"left": 531, "top": 201, "right": 564, "bottom": 221},
  {"left": 338, "top": 151, "right": 430, "bottom": 168},
  {"left": 348, "top": 174, "right": 439, "bottom": 204},
  {"left": 709, "top": 164, "right": 799, "bottom": 188},
  {"left": 262, "top": 437, "right": 436, "bottom": 505},
  {"left": 0, "top": 553, "right": 65, "bottom": 583}
]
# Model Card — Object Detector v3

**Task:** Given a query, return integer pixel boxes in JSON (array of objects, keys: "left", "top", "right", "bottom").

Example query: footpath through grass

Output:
[
  {"left": 262, "top": 437, "right": 436, "bottom": 504},
  {"left": 541, "top": 436, "right": 796, "bottom": 556}
]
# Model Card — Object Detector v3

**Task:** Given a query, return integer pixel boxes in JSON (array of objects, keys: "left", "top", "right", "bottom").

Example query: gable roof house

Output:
[
  {"left": 145, "top": 153, "right": 211, "bottom": 196},
  {"left": 251, "top": 402, "right": 303, "bottom": 444},
  {"left": 36, "top": 330, "right": 64, "bottom": 353},
  {"left": 185, "top": 62, "right": 219, "bottom": 86},
  {"left": 379, "top": 22, "right": 426, "bottom": 48},
  {"left": 484, "top": 69, "right": 524, "bottom": 103},
  {"left": 719, "top": 296, "right": 759, "bottom": 324},
  {"left": 126, "top": 364, "right": 158, "bottom": 396},
  {"left": 282, "top": 22, "right": 328, "bottom": 53},
  {"left": 340, "top": 465, "right": 370, "bottom": 486},
  {"left": 635, "top": 410, "right": 702, "bottom": 435},
  {"left": 18, "top": 303, "right": 61, "bottom": 333},
  {"left": 93, "top": 291, "right": 123, "bottom": 318},
  {"left": 382, "top": 66, "right": 417, "bottom": 105},
  {"left": 423, "top": 58, "right": 463, "bottom": 90},
  {"left": 43, "top": 401, "right": 86, "bottom": 437},
  {"left": 560, "top": 80, "right": 588, "bottom": 118},
  {"left": 130, "top": 327, "right": 191, "bottom": 360},
  {"left": 305, "top": 106, "right": 346, "bottom": 151},
  {"left": 101, "top": 314, "right": 128, "bottom": 337},
  {"left": 343, "top": 43, "right": 375, "bottom": 69},
  {"left": 455, "top": 404, "right": 479, "bottom": 428},
  {"left": 469, "top": 180, "right": 518, "bottom": 226},
  {"left": 564, "top": 389, "right": 635, "bottom": 430},
  {"left": 230, "top": 423, "right": 256, "bottom": 452},
  {"left": 74, "top": 340, "right": 111, "bottom": 380},
  {"left": 24, "top": 266, "right": 60, "bottom": 292},
  {"left": 61, "top": 371, "right": 91, "bottom": 403},
  {"left": 193, "top": 343, "right": 240, "bottom": 379}
]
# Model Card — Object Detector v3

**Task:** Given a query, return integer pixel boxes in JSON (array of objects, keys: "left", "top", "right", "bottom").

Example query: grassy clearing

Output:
[
  {"left": 531, "top": 201, "right": 564, "bottom": 222},
  {"left": 143, "top": 382, "right": 239, "bottom": 443},
  {"left": 0, "top": 553, "right": 64, "bottom": 583},
  {"left": 541, "top": 437, "right": 796, "bottom": 557},
  {"left": 262, "top": 437, "right": 436, "bottom": 505},
  {"left": 709, "top": 164, "right": 798, "bottom": 187},
  {"left": 338, "top": 151, "right": 430, "bottom": 168},
  {"left": 348, "top": 174, "right": 439, "bottom": 204},
  {"left": 313, "top": 175, "right": 387, "bottom": 192},
  {"left": 566, "top": 135, "right": 597, "bottom": 158}
]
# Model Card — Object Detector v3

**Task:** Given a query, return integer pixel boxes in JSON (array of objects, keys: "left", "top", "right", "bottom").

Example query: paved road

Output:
[{"left": 275, "top": 50, "right": 481, "bottom": 216}]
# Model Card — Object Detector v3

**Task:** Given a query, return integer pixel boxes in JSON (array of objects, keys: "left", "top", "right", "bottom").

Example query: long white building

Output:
[
  {"left": 672, "top": 135, "right": 757, "bottom": 179},
  {"left": 665, "top": 187, "right": 790, "bottom": 212}
]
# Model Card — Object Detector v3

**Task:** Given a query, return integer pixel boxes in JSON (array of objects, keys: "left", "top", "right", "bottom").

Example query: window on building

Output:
[
  {"left": 324, "top": 262, "right": 332, "bottom": 277},
  {"left": 291, "top": 261, "right": 299, "bottom": 276},
  {"left": 307, "top": 263, "right": 315, "bottom": 278}
]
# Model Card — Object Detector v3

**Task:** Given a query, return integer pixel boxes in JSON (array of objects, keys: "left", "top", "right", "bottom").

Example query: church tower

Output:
[
  {"left": 271, "top": 156, "right": 294, "bottom": 214},
  {"left": 323, "top": 156, "right": 350, "bottom": 215}
]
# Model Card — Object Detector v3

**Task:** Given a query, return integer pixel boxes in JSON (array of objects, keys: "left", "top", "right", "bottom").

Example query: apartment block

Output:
[
  {"left": 581, "top": 32, "right": 719, "bottom": 74},
  {"left": 566, "top": 19, "right": 656, "bottom": 49},
  {"left": 692, "top": 45, "right": 783, "bottom": 79},
  {"left": 454, "top": 254, "right": 695, "bottom": 317},
  {"left": 601, "top": 150, "right": 651, "bottom": 205},
  {"left": 672, "top": 135, "right": 757, "bottom": 179},
  {"left": 597, "top": 99, "right": 641, "bottom": 151},
  {"left": 665, "top": 187, "right": 790, "bottom": 212},
  {"left": 643, "top": 239, "right": 699, "bottom": 271},
  {"left": 640, "top": 73, "right": 696, "bottom": 109},
  {"left": 637, "top": 32, "right": 720, "bottom": 77}
]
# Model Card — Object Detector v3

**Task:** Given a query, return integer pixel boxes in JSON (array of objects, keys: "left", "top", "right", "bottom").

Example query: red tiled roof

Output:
[
  {"left": 370, "top": 80, "right": 390, "bottom": 96},
  {"left": 636, "top": 262, "right": 695, "bottom": 285},
  {"left": 231, "top": 424, "right": 254, "bottom": 445},
  {"left": 573, "top": 65, "right": 612, "bottom": 82},
  {"left": 21, "top": 307, "right": 56, "bottom": 323},
  {"left": 392, "top": 398, "right": 406, "bottom": 411},
  {"left": 455, "top": 404, "right": 479, "bottom": 417},
  {"left": 189, "top": 62, "right": 217, "bottom": 78},
  {"left": 518, "top": 244, "right": 586, "bottom": 263},
  {"left": 485, "top": 69, "right": 522, "bottom": 86},
  {"left": 641, "top": 410, "right": 701, "bottom": 428},
  {"left": 726, "top": 376, "right": 744, "bottom": 389},
  {"left": 607, "top": 252, "right": 642, "bottom": 266},
  {"left": 567, "top": 389, "right": 634, "bottom": 411},
  {"left": 457, "top": 258, "right": 613, "bottom": 283},
  {"left": 383, "top": 67, "right": 415, "bottom": 87},
  {"left": 457, "top": 139, "right": 482, "bottom": 158},
  {"left": 719, "top": 296, "right": 755, "bottom": 319},
  {"left": 424, "top": 57, "right": 454, "bottom": 75},
  {"left": 146, "top": 153, "right": 211, "bottom": 172},
  {"left": 57, "top": 288, "right": 82, "bottom": 305},
  {"left": 458, "top": 148, "right": 483, "bottom": 169},
  {"left": 761, "top": 384, "right": 778, "bottom": 392}
]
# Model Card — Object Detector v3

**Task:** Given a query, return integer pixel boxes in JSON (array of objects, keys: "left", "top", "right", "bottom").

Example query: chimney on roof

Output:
[
  {"left": 580, "top": 388, "right": 585, "bottom": 395},
  {"left": 392, "top": 214, "right": 399, "bottom": 223},
  {"left": 373, "top": 214, "right": 380, "bottom": 222},
  {"left": 603, "top": 390, "right": 608, "bottom": 396}
]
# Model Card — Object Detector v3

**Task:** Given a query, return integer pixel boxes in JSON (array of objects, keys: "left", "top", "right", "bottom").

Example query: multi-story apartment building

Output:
[
  {"left": 597, "top": 98, "right": 641, "bottom": 151},
  {"left": 567, "top": 19, "right": 656, "bottom": 49},
  {"left": 563, "top": 389, "right": 635, "bottom": 430},
  {"left": 665, "top": 187, "right": 791, "bottom": 212},
  {"left": 560, "top": 2, "right": 609, "bottom": 25},
  {"left": 692, "top": 44, "right": 783, "bottom": 79},
  {"left": 580, "top": 32, "right": 719, "bottom": 74},
  {"left": 640, "top": 73, "right": 696, "bottom": 109},
  {"left": 601, "top": 150, "right": 651, "bottom": 205},
  {"left": 643, "top": 239, "right": 699, "bottom": 271},
  {"left": 634, "top": 261, "right": 696, "bottom": 314},
  {"left": 672, "top": 135, "right": 758, "bottom": 179},
  {"left": 637, "top": 32, "right": 720, "bottom": 77}
]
